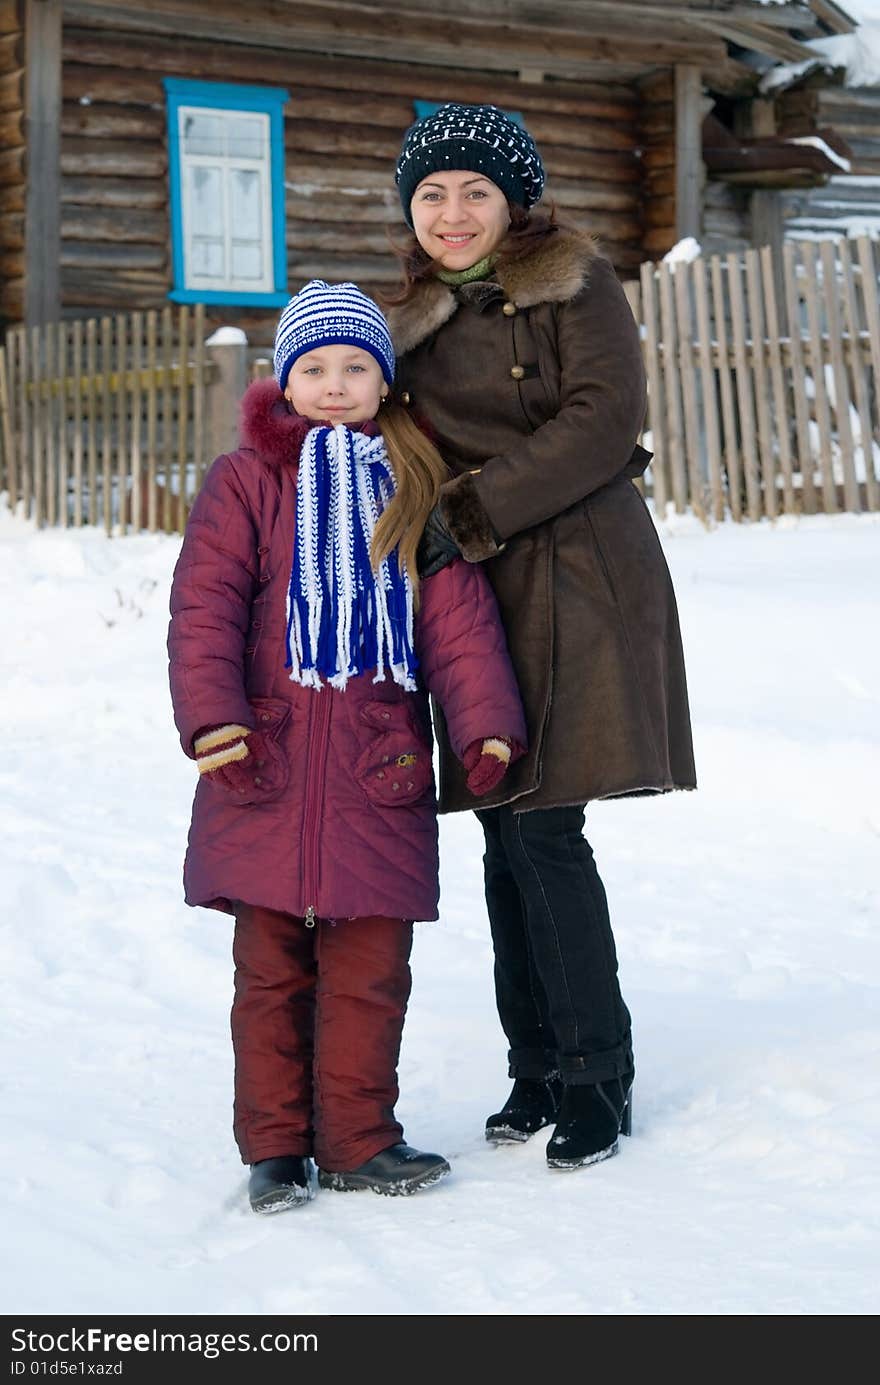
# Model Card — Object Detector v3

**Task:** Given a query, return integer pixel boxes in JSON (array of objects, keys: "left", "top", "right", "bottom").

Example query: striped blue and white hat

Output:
[{"left": 274, "top": 280, "right": 395, "bottom": 391}]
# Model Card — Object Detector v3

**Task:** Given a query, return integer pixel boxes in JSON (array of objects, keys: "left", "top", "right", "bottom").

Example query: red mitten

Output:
[{"left": 464, "top": 737, "right": 512, "bottom": 797}]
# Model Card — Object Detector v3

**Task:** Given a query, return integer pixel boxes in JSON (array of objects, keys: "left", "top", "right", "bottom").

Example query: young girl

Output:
[{"left": 168, "top": 280, "right": 526, "bottom": 1212}]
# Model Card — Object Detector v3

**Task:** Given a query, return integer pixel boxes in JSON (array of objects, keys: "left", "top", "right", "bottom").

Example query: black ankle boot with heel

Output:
[
  {"left": 546, "top": 1071, "right": 634, "bottom": 1170},
  {"left": 248, "top": 1155, "right": 314, "bottom": 1213},
  {"left": 485, "top": 1075, "right": 564, "bottom": 1144}
]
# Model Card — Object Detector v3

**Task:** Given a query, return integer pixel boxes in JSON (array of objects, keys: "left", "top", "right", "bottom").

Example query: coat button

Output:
[
  {"left": 392, "top": 782, "right": 400, "bottom": 791},
  {"left": 502, "top": 301, "right": 516, "bottom": 316},
  {"left": 400, "top": 391, "right": 411, "bottom": 405},
  {"left": 254, "top": 776, "right": 262, "bottom": 786},
  {"left": 381, "top": 711, "right": 390, "bottom": 720},
  {"left": 260, "top": 712, "right": 271, "bottom": 722},
  {"left": 377, "top": 771, "right": 385, "bottom": 780},
  {"left": 510, "top": 365, "right": 525, "bottom": 380}
]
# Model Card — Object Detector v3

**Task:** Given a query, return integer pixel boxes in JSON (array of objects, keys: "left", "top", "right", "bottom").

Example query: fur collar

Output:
[
  {"left": 390, "top": 228, "right": 600, "bottom": 356},
  {"left": 237, "top": 378, "right": 378, "bottom": 468}
]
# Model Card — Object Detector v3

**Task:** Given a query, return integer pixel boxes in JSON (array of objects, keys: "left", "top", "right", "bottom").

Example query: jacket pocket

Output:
[
  {"left": 206, "top": 697, "right": 291, "bottom": 806},
  {"left": 355, "top": 700, "right": 435, "bottom": 808}
]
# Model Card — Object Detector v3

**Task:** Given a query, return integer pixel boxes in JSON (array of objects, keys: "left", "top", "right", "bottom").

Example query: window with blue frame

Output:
[
  {"left": 164, "top": 79, "right": 289, "bottom": 307},
  {"left": 413, "top": 100, "right": 523, "bottom": 127}
]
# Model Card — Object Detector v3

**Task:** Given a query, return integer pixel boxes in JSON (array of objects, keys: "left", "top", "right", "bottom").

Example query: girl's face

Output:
[
  {"left": 410, "top": 170, "right": 510, "bottom": 269},
  {"left": 284, "top": 345, "right": 387, "bottom": 423}
]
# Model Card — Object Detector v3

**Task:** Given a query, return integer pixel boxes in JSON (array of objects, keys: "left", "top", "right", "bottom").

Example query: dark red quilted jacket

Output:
[{"left": 168, "top": 379, "right": 526, "bottom": 922}]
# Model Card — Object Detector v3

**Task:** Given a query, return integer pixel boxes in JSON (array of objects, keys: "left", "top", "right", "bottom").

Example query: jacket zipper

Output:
[{"left": 301, "top": 688, "right": 332, "bottom": 924}]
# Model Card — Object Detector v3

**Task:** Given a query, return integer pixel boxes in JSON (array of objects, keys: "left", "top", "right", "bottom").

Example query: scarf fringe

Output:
[{"left": 285, "top": 423, "right": 418, "bottom": 693}]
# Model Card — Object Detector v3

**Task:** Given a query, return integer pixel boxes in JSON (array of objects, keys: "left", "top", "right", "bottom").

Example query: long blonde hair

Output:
[{"left": 369, "top": 400, "right": 448, "bottom": 606}]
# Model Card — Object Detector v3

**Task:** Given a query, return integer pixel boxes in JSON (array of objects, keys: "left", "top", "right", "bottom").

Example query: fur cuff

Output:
[{"left": 439, "top": 472, "right": 504, "bottom": 562}]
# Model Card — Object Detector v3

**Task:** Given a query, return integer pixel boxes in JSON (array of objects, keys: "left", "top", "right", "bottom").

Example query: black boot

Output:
[
  {"left": 546, "top": 1072, "right": 633, "bottom": 1170},
  {"left": 485, "top": 1075, "right": 563, "bottom": 1144},
  {"left": 248, "top": 1156, "right": 314, "bottom": 1213},
  {"left": 318, "top": 1143, "right": 450, "bottom": 1196}
]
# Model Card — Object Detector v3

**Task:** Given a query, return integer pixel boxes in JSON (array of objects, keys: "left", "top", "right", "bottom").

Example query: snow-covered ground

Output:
[{"left": 1, "top": 505, "right": 878, "bottom": 1316}]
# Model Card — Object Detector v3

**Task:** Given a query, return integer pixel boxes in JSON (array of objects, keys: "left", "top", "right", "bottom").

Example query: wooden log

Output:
[
  {"left": 287, "top": 224, "right": 396, "bottom": 257},
  {"left": 0, "top": 209, "right": 22, "bottom": 248},
  {"left": 58, "top": 2, "right": 724, "bottom": 77},
  {"left": 641, "top": 144, "right": 675, "bottom": 172},
  {"left": 61, "top": 100, "right": 165, "bottom": 141},
  {"left": 556, "top": 208, "right": 642, "bottom": 242},
  {"left": 64, "top": 63, "right": 162, "bottom": 106},
  {"left": 643, "top": 196, "right": 675, "bottom": 229},
  {"left": 645, "top": 167, "right": 675, "bottom": 197},
  {"left": 61, "top": 175, "right": 167, "bottom": 210},
  {"left": 60, "top": 241, "right": 167, "bottom": 270},
  {"left": 0, "top": 64, "right": 21, "bottom": 111},
  {"left": 60, "top": 137, "right": 167, "bottom": 178},
  {"left": 0, "top": 31, "right": 23, "bottom": 75},
  {"left": 637, "top": 70, "right": 674, "bottom": 102},
  {"left": 0, "top": 0, "right": 20, "bottom": 34},
  {"left": 0, "top": 142, "right": 24, "bottom": 186},
  {"left": 639, "top": 104, "right": 674, "bottom": 138},
  {"left": 643, "top": 226, "right": 676, "bottom": 255},
  {"left": 0, "top": 180, "right": 22, "bottom": 212},
  {"left": 61, "top": 205, "right": 167, "bottom": 245},
  {"left": 0, "top": 246, "right": 22, "bottom": 276},
  {"left": 0, "top": 275, "right": 22, "bottom": 318},
  {"left": 0, "top": 103, "right": 21, "bottom": 144},
  {"left": 61, "top": 27, "right": 639, "bottom": 114}
]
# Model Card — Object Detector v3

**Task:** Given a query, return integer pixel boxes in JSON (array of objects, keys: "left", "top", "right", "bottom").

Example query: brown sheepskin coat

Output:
[{"left": 389, "top": 229, "right": 696, "bottom": 813}]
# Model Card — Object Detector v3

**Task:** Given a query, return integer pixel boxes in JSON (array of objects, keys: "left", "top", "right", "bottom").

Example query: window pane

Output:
[
  {"left": 231, "top": 168, "right": 261, "bottom": 239},
  {"left": 230, "top": 241, "right": 264, "bottom": 281},
  {"left": 182, "top": 111, "right": 225, "bottom": 157},
  {"left": 227, "top": 115, "right": 266, "bottom": 160},
  {"left": 187, "top": 165, "right": 223, "bottom": 233},
  {"left": 191, "top": 238, "right": 225, "bottom": 278}
]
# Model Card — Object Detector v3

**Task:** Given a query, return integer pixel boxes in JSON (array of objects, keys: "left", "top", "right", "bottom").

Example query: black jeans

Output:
[{"left": 476, "top": 804, "right": 633, "bottom": 1086}]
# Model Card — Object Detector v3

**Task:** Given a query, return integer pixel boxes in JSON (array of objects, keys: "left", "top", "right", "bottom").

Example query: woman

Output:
[{"left": 386, "top": 103, "right": 696, "bottom": 1171}]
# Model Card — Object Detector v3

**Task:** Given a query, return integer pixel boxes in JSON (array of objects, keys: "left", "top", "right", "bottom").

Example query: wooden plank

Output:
[
  {"left": 30, "top": 325, "right": 43, "bottom": 525},
  {"left": 17, "top": 327, "right": 31, "bottom": 518},
  {"left": 639, "top": 260, "right": 667, "bottom": 516},
  {"left": 855, "top": 236, "right": 880, "bottom": 471},
  {"left": 658, "top": 261, "right": 687, "bottom": 513},
  {"left": 100, "top": 315, "right": 112, "bottom": 535},
  {"left": 116, "top": 312, "right": 128, "bottom": 531},
  {"left": 56, "top": 321, "right": 68, "bottom": 527},
  {"left": 145, "top": 310, "right": 157, "bottom": 532},
  {"left": 24, "top": 0, "right": 61, "bottom": 326},
  {"left": 819, "top": 239, "right": 859, "bottom": 514},
  {"left": 192, "top": 302, "right": 205, "bottom": 499},
  {"left": 61, "top": 174, "right": 167, "bottom": 210},
  {"left": 0, "top": 340, "right": 13, "bottom": 509},
  {"left": 130, "top": 310, "right": 142, "bottom": 531},
  {"left": 176, "top": 303, "right": 189, "bottom": 533},
  {"left": 693, "top": 256, "right": 724, "bottom": 521},
  {"left": 61, "top": 99, "right": 164, "bottom": 141},
  {"left": 799, "top": 241, "right": 837, "bottom": 514},
  {"left": 85, "top": 317, "right": 97, "bottom": 526},
  {"left": 837, "top": 238, "right": 878, "bottom": 513},
  {"left": 61, "top": 206, "right": 167, "bottom": 244},
  {"left": 674, "top": 64, "right": 703, "bottom": 242},
  {"left": 60, "top": 137, "right": 166, "bottom": 179},
  {"left": 161, "top": 305, "right": 173, "bottom": 533},
  {"left": 673, "top": 260, "right": 705, "bottom": 520},
  {"left": 744, "top": 248, "right": 775, "bottom": 519},
  {"left": 781, "top": 241, "right": 816, "bottom": 514},
  {"left": 0, "top": 66, "right": 22, "bottom": 113},
  {"left": 727, "top": 251, "right": 761, "bottom": 522},
  {"left": 45, "top": 324, "right": 58, "bottom": 526},
  {"left": 759, "top": 245, "right": 795, "bottom": 516},
  {"left": 71, "top": 319, "right": 83, "bottom": 526}
]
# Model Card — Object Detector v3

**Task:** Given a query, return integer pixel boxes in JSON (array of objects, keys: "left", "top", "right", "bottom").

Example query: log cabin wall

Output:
[
  {"left": 54, "top": 14, "right": 646, "bottom": 347},
  {"left": 776, "top": 80, "right": 880, "bottom": 237},
  {"left": 637, "top": 69, "right": 676, "bottom": 259},
  {"left": 0, "top": 0, "right": 25, "bottom": 323}
]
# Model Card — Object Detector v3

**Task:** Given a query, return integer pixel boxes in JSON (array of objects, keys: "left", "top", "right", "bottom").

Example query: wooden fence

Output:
[
  {"left": 0, "top": 302, "right": 211, "bottom": 534},
  {"left": 1, "top": 237, "right": 879, "bottom": 534},
  {"left": 627, "top": 235, "right": 880, "bottom": 520}
]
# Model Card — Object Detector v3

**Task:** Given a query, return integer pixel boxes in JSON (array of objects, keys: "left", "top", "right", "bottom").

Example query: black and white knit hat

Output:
[
  {"left": 395, "top": 103, "right": 545, "bottom": 227},
  {"left": 274, "top": 280, "right": 395, "bottom": 391}
]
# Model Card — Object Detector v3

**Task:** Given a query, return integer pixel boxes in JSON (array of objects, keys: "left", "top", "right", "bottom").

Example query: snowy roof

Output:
[{"left": 760, "top": 0, "right": 880, "bottom": 91}]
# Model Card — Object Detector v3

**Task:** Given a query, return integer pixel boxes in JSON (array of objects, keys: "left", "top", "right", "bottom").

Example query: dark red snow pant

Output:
[{"left": 231, "top": 904, "right": 413, "bottom": 1172}]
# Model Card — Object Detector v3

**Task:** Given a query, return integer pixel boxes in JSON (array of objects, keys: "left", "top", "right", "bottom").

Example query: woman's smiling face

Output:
[{"left": 410, "top": 170, "right": 510, "bottom": 270}]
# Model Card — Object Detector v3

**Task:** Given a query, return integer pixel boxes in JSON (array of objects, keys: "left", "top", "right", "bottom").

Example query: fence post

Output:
[{"left": 205, "top": 327, "right": 248, "bottom": 466}]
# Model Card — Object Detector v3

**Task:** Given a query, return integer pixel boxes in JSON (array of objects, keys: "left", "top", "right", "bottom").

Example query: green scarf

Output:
[{"left": 436, "top": 255, "right": 496, "bottom": 286}]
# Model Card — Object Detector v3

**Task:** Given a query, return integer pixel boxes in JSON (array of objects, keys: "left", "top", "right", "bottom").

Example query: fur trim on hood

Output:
[
  {"left": 390, "top": 228, "right": 600, "bottom": 356},
  {"left": 237, "top": 378, "right": 379, "bottom": 468}
]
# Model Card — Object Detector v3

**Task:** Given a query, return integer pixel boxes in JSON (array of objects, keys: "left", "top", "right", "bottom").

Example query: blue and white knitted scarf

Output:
[{"left": 285, "top": 423, "right": 418, "bottom": 692}]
